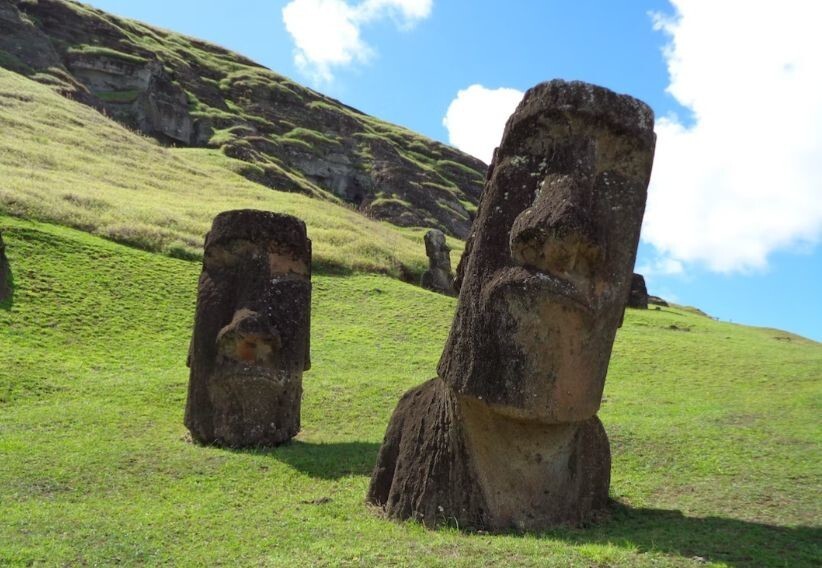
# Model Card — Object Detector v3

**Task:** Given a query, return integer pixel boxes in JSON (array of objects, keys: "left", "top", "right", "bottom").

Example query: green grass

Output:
[
  {"left": 66, "top": 44, "right": 149, "bottom": 65},
  {"left": 0, "top": 214, "right": 820, "bottom": 567},
  {"left": 0, "top": 68, "right": 438, "bottom": 278}
]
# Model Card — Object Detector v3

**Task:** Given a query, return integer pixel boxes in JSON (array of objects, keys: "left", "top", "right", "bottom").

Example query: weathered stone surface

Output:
[
  {"left": 185, "top": 209, "right": 311, "bottom": 447},
  {"left": 420, "top": 229, "right": 455, "bottom": 296},
  {"left": 439, "top": 80, "right": 655, "bottom": 424},
  {"left": 0, "top": 230, "right": 10, "bottom": 303},
  {"left": 628, "top": 273, "right": 649, "bottom": 309},
  {"left": 368, "top": 80, "right": 655, "bottom": 530}
]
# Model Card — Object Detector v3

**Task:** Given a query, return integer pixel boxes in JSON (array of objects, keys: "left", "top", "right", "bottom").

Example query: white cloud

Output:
[
  {"left": 282, "top": 0, "right": 432, "bottom": 82},
  {"left": 644, "top": 0, "right": 822, "bottom": 273},
  {"left": 442, "top": 84, "right": 524, "bottom": 164},
  {"left": 637, "top": 256, "right": 685, "bottom": 278}
]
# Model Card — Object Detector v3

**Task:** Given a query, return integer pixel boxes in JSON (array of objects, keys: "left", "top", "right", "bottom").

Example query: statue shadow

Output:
[
  {"left": 228, "top": 440, "right": 380, "bottom": 480},
  {"left": 525, "top": 502, "right": 821, "bottom": 567}
]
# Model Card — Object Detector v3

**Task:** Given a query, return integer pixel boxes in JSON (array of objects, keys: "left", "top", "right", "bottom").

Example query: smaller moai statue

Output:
[
  {"left": 184, "top": 210, "right": 311, "bottom": 447},
  {"left": 0, "top": 230, "right": 10, "bottom": 303},
  {"left": 420, "top": 229, "right": 455, "bottom": 296},
  {"left": 627, "top": 273, "right": 649, "bottom": 309}
]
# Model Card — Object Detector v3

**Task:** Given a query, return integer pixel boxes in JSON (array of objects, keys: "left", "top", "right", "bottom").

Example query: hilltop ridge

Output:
[{"left": 0, "top": 0, "right": 487, "bottom": 237}]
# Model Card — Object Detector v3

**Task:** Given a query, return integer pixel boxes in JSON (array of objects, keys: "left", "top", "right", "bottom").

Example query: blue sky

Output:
[{"left": 83, "top": 0, "right": 822, "bottom": 341}]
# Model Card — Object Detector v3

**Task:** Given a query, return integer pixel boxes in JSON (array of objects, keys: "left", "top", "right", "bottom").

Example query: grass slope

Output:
[
  {"left": 1, "top": 216, "right": 819, "bottom": 567},
  {"left": 0, "top": 68, "right": 460, "bottom": 278}
]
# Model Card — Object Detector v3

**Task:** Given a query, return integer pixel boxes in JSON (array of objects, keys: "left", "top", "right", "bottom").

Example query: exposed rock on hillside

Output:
[{"left": 0, "top": 0, "right": 487, "bottom": 237}]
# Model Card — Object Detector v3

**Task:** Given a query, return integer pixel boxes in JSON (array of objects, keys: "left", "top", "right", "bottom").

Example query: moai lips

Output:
[
  {"left": 368, "top": 80, "right": 655, "bottom": 530},
  {"left": 185, "top": 210, "right": 311, "bottom": 447}
]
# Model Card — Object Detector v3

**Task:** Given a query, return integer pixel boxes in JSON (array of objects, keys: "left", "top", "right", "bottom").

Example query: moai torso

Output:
[{"left": 184, "top": 210, "right": 311, "bottom": 447}]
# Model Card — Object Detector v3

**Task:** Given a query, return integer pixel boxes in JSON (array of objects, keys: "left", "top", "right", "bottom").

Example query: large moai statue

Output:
[
  {"left": 368, "top": 81, "right": 655, "bottom": 530},
  {"left": 0, "top": 230, "right": 9, "bottom": 303},
  {"left": 420, "top": 229, "right": 455, "bottom": 296},
  {"left": 185, "top": 210, "right": 312, "bottom": 447}
]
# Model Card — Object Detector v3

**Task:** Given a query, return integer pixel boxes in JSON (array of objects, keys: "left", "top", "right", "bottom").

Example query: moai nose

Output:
[
  {"left": 510, "top": 173, "right": 601, "bottom": 281},
  {"left": 216, "top": 308, "right": 281, "bottom": 365}
]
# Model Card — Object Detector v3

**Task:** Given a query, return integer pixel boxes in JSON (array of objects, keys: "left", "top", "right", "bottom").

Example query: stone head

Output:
[
  {"left": 439, "top": 80, "right": 655, "bottom": 423},
  {"left": 185, "top": 209, "right": 311, "bottom": 446}
]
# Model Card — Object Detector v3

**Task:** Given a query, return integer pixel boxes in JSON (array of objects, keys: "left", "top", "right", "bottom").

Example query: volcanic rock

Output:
[
  {"left": 420, "top": 229, "right": 455, "bottom": 296},
  {"left": 627, "top": 273, "right": 649, "bottom": 309},
  {"left": 185, "top": 210, "right": 312, "bottom": 447},
  {"left": 368, "top": 80, "right": 656, "bottom": 530}
]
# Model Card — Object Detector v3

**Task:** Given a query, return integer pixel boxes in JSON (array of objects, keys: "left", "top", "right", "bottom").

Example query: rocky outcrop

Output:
[
  {"left": 185, "top": 210, "right": 312, "bottom": 447},
  {"left": 65, "top": 52, "right": 193, "bottom": 144},
  {"left": 2, "top": 0, "right": 487, "bottom": 238},
  {"left": 627, "top": 273, "right": 649, "bottom": 309},
  {"left": 649, "top": 295, "right": 669, "bottom": 307},
  {"left": 0, "top": 230, "right": 10, "bottom": 303},
  {"left": 420, "top": 229, "right": 455, "bottom": 296},
  {"left": 368, "top": 80, "right": 656, "bottom": 531}
]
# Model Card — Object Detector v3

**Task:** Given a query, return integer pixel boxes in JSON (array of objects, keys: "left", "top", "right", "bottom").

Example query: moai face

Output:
[
  {"left": 439, "top": 81, "right": 656, "bottom": 423},
  {"left": 185, "top": 210, "right": 311, "bottom": 447}
]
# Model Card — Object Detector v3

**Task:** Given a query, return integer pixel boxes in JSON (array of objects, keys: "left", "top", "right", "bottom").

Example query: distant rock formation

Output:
[
  {"left": 420, "top": 229, "right": 455, "bottom": 296},
  {"left": 0, "top": 230, "right": 10, "bottom": 302},
  {"left": 628, "top": 273, "right": 649, "bottom": 309},
  {"left": 367, "top": 80, "right": 656, "bottom": 531},
  {"left": 649, "top": 295, "right": 669, "bottom": 307},
  {"left": 185, "top": 210, "right": 312, "bottom": 447}
]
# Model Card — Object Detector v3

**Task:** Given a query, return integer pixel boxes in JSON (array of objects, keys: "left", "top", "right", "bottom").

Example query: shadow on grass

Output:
[
  {"left": 229, "top": 440, "right": 380, "bottom": 479},
  {"left": 538, "top": 502, "right": 821, "bottom": 567}
]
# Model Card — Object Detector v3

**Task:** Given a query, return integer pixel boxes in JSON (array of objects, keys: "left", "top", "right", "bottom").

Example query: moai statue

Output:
[
  {"left": 185, "top": 210, "right": 312, "bottom": 447},
  {"left": 627, "top": 273, "right": 649, "bottom": 309},
  {"left": 368, "top": 81, "right": 655, "bottom": 530},
  {"left": 420, "top": 229, "right": 455, "bottom": 296},
  {"left": 0, "top": 230, "right": 9, "bottom": 303}
]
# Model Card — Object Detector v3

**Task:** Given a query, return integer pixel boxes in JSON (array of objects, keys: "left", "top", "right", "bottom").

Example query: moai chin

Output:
[
  {"left": 0, "top": 230, "right": 9, "bottom": 303},
  {"left": 368, "top": 80, "right": 656, "bottom": 530},
  {"left": 184, "top": 210, "right": 311, "bottom": 447},
  {"left": 420, "top": 229, "right": 455, "bottom": 296}
]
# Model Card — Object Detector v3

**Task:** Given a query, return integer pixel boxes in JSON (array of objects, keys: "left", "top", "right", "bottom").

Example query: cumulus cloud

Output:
[
  {"left": 645, "top": 0, "right": 822, "bottom": 273},
  {"left": 442, "top": 84, "right": 524, "bottom": 164},
  {"left": 282, "top": 0, "right": 432, "bottom": 82}
]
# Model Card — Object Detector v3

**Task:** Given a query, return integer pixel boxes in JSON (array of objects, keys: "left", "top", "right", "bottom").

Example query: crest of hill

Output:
[{"left": 0, "top": 0, "right": 487, "bottom": 238}]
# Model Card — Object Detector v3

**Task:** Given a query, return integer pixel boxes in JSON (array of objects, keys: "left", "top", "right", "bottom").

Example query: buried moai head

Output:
[
  {"left": 184, "top": 210, "right": 311, "bottom": 447},
  {"left": 420, "top": 229, "right": 455, "bottom": 296},
  {"left": 439, "top": 80, "right": 656, "bottom": 423}
]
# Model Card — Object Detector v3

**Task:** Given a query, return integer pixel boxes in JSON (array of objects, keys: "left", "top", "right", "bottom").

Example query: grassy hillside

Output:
[
  {"left": 1, "top": 0, "right": 486, "bottom": 237},
  {"left": 0, "top": 68, "right": 463, "bottom": 278},
  {"left": 1, "top": 216, "right": 819, "bottom": 567}
]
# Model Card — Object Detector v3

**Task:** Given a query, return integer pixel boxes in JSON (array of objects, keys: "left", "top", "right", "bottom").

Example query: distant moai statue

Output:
[
  {"left": 420, "top": 229, "right": 455, "bottom": 296},
  {"left": 367, "top": 80, "right": 656, "bottom": 530},
  {"left": 185, "top": 210, "right": 312, "bottom": 447},
  {"left": 0, "top": 230, "right": 10, "bottom": 303},
  {"left": 628, "top": 273, "right": 649, "bottom": 309}
]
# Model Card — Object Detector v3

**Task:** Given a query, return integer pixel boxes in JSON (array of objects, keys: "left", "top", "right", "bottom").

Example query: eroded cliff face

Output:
[{"left": 0, "top": 0, "right": 486, "bottom": 238}]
